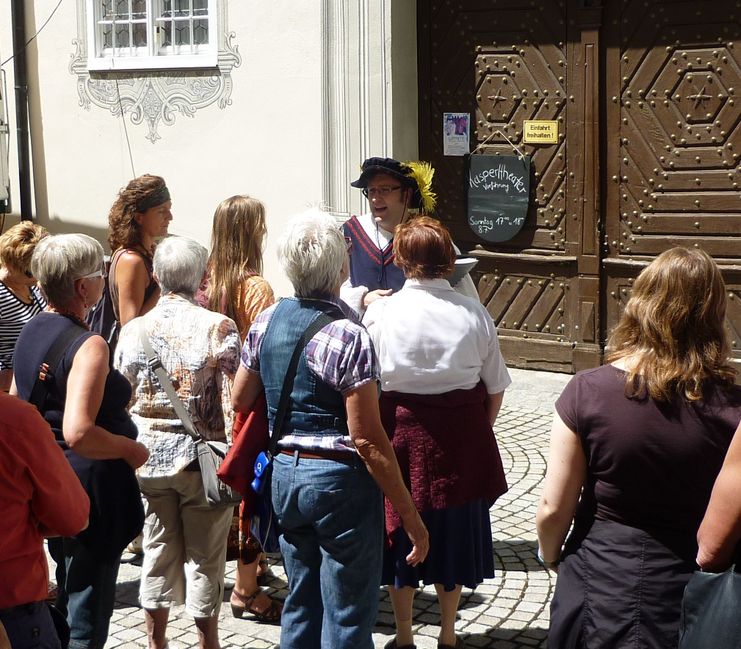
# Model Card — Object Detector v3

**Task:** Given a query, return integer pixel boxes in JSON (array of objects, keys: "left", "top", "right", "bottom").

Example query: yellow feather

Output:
[{"left": 404, "top": 160, "right": 437, "bottom": 213}]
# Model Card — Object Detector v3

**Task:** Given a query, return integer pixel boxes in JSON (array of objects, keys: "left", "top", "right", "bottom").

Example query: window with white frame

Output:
[{"left": 86, "top": 0, "right": 217, "bottom": 70}]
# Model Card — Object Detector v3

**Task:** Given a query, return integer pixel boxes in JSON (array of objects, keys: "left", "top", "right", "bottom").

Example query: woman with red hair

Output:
[{"left": 364, "top": 216, "right": 511, "bottom": 649}]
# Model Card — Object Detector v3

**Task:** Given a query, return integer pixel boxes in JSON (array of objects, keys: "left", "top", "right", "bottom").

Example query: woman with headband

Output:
[
  {"left": 107, "top": 174, "right": 173, "bottom": 556},
  {"left": 107, "top": 174, "right": 173, "bottom": 327}
]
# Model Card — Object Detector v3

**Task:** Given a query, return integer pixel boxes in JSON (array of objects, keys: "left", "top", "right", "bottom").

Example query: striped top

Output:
[{"left": 0, "top": 282, "right": 47, "bottom": 371}]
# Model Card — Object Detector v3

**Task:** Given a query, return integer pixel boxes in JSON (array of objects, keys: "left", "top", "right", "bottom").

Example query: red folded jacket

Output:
[{"left": 217, "top": 392, "right": 269, "bottom": 518}]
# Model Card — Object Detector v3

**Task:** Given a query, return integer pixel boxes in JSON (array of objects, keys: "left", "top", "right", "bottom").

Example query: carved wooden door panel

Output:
[
  {"left": 418, "top": 0, "right": 601, "bottom": 371},
  {"left": 603, "top": 1, "right": 741, "bottom": 363},
  {"left": 419, "top": 1, "right": 740, "bottom": 370}
]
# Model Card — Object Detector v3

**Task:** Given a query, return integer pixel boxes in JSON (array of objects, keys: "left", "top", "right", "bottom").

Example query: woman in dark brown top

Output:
[
  {"left": 536, "top": 247, "right": 741, "bottom": 649},
  {"left": 107, "top": 174, "right": 172, "bottom": 326}
]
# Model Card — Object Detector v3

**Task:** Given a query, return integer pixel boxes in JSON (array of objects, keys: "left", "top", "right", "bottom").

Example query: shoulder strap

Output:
[
  {"left": 137, "top": 318, "right": 202, "bottom": 442},
  {"left": 28, "top": 323, "right": 88, "bottom": 412},
  {"left": 138, "top": 308, "right": 342, "bottom": 449},
  {"left": 267, "top": 310, "right": 340, "bottom": 457}
]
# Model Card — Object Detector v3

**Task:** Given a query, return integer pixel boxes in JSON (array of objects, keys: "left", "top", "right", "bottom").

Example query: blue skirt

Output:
[{"left": 381, "top": 499, "right": 495, "bottom": 592}]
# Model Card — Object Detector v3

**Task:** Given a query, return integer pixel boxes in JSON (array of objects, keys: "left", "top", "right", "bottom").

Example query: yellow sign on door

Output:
[{"left": 523, "top": 120, "right": 559, "bottom": 144}]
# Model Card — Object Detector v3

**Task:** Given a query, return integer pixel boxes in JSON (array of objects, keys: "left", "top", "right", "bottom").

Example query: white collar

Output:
[{"left": 403, "top": 277, "right": 453, "bottom": 291}]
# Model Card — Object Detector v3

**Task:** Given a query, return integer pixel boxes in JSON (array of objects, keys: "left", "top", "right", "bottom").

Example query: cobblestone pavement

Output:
[{"left": 94, "top": 369, "right": 570, "bottom": 648}]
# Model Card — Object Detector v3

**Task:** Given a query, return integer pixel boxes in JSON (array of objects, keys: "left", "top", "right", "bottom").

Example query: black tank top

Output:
[
  {"left": 14, "top": 311, "right": 144, "bottom": 559},
  {"left": 109, "top": 247, "right": 158, "bottom": 323},
  {"left": 14, "top": 311, "right": 137, "bottom": 445}
]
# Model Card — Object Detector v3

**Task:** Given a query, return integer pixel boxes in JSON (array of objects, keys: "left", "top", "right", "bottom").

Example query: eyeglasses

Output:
[
  {"left": 344, "top": 236, "right": 353, "bottom": 253},
  {"left": 362, "top": 186, "right": 402, "bottom": 199},
  {"left": 79, "top": 267, "right": 107, "bottom": 280}
]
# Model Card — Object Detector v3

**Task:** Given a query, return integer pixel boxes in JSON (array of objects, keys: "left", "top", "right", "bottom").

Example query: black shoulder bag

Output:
[{"left": 251, "top": 311, "right": 336, "bottom": 494}]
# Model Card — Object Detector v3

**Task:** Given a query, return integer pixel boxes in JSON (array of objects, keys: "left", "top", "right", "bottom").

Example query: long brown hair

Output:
[
  {"left": 207, "top": 195, "right": 267, "bottom": 333},
  {"left": 607, "top": 247, "right": 735, "bottom": 401},
  {"left": 108, "top": 174, "right": 167, "bottom": 252}
]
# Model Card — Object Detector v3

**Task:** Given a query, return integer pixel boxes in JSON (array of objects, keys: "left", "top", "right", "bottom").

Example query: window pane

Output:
[
  {"left": 133, "top": 23, "right": 147, "bottom": 47},
  {"left": 97, "top": 0, "right": 213, "bottom": 58},
  {"left": 132, "top": 0, "right": 146, "bottom": 19},
  {"left": 115, "top": 0, "right": 129, "bottom": 18},
  {"left": 193, "top": 19, "right": 207, "bottom": 45},
  {"left": 174, "top": 22, "right": 190, "bottom": 46},
  {"left": 155, "top": 0, "right": 210, "bottom": 53},
  {"left": 97, "top": 0, "right": 148, "bottom": 53},
  {"left": 193, "top": 0, "right": 207, "bottom": 17},
  {"left": 173, "top": 0, "right": 189, "bottom": 17},
  {"left": 162, "top": 22, "right": 172, "bottom": 47},
  {"left": 115, "top": 23, "right": 130, "bottom": 48}
]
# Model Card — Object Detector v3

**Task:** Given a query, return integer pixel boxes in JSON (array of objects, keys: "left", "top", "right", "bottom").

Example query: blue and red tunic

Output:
[{"left": 342, "top": 215, "right": 405, "bottom": 292}]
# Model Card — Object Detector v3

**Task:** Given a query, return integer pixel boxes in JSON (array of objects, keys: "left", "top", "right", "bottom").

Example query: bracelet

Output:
[{"left": 536, "top": 548, "right": 560, "bottom": 570}]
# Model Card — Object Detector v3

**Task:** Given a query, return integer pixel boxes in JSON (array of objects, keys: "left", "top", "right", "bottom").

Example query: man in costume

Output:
[{"left": 340, "top": 157, "right": 479, "bottom": 315}]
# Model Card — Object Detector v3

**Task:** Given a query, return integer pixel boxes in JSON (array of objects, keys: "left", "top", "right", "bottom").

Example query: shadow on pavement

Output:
[{"left": 463, "top": 626, "right": 548, "bottom": 648}]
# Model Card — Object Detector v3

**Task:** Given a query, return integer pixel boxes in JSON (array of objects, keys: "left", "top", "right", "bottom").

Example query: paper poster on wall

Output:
[
  {"left": 467, "top": 154, "right": 531, "bottom": 242},
  {"left": 443, "top": 112, "right": 470, "bottom": 156}
]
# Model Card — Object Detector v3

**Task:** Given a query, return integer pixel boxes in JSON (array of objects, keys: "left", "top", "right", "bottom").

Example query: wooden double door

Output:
[{"left": 418, "top": 0, "right": 740, "bottom": 372}]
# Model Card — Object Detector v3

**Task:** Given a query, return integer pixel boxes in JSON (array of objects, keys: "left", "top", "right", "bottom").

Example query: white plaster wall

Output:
[
  {"left": 320, "top": 0, "right": 418, "bottom": 219},
  {"left": 0, "top": 1, "right": 420, "bottom": 297},
  {"left": 0, "top": 0, "right": 325, "bottom": 297}
]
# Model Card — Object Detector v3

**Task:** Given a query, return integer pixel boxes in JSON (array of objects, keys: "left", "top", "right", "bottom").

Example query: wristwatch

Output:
[{"left": 536, "top": 548, "right": 560, "bottom": 571}]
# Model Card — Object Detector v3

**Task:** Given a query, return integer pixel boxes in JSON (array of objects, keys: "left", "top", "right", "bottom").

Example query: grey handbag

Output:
[
  {"left": 138, "top": 320, "right": 242, "bottom": 508},
  {"left": 678, "top": 560, "right": 741, "bottom": 649}
]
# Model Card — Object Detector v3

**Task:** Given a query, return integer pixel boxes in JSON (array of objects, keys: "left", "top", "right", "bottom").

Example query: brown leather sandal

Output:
[
  {"left": 256, "top": 556, "right": 272, "bottom": 585},
  {"left": 229, "top": 587, "right": 282, "bottom": 624}
]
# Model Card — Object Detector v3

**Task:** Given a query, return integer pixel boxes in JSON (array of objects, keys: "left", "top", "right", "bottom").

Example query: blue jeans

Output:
[
  {"left": 48, "top": 537, "right": 121, "bottom": 649},
  {"left": 271, "top": 452, "right": 384, "bottom": 649}
]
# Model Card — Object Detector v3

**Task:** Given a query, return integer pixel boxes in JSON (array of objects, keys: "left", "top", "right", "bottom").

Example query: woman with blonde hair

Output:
[
  {"left": 0, "top": 222, "right": 48, "bottom": 391},
  {"left": 536, "top": 247, "right": 741, "bottom": 649},
  {"left": 199, "top": 195, "right": 279, "bottom": 623},
  {"left": 203, "top": 195, "right": 273, "bottom": 339},
  {"left": 107, "top": 174, "right": 173, "bottom": 326}
]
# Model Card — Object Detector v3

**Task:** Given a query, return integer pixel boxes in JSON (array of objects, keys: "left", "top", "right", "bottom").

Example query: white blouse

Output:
[{"left": 363, "top": 278, "right": 511, "bottom": 395}]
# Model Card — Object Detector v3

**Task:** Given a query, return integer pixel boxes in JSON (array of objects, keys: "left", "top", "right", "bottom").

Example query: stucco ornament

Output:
[{"left": 69, "top": 2, "right": 241, "bottom": 143}]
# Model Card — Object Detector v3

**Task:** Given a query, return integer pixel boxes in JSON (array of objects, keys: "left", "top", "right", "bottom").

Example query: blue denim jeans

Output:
[
  {"left": 271, "top": 452, "right": 384, "bottom": 649},
  {"left": 48, "top": 537, "right": 121, "bottom": 649}
]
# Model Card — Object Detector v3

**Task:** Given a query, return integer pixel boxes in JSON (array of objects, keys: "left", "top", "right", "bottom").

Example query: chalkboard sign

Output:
[{"left": 467, "top": 154, "right": 531, "bottom": 242}]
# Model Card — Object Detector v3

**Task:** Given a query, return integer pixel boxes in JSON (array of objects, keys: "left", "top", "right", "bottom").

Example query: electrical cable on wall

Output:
[
  {"left": 114, "top": 79, "right": 137, "bottom": 177},
  {"left": 0, "top": 0, "right": 65, "bottom": 69},
  {"left": 2, "top": 0, "right": 137, "bottom": 185}
]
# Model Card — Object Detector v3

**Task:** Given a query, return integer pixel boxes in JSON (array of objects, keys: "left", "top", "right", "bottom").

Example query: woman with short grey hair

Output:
[
  {"left": 115, "top": 235, "right": 241, "bottom": 649},
  {"left": 12, "top": 233, "right": 150, "bottom": 649},
  {"left": 152, "top": 236, "right": 208, "bottom": 296},
  {"left": 276, "top": 210, "right": 347, "bottom": 298},
  {"left": 231, "top": 210, "right": 429, "bottom": 649}
]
